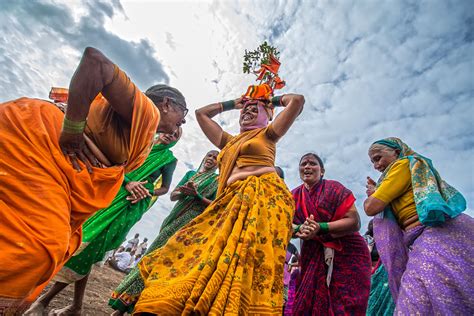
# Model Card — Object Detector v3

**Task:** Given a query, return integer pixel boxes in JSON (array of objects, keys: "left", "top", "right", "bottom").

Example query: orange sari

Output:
[{"left": 0, "top": 67, "right": 159, "bottom": 313}]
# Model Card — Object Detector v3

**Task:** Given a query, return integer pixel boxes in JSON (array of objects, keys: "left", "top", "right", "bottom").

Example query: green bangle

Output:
[
  {"left": 294, "top": 224, "right": 302, "bottom": 234},
  {"left": 221, "top": 100, "right": 235, "bottom": 112},
  {"left": 196, "top": 193, "right": 204, "bottom": 200},
  {"left": 271, "top": 95, "right": 283, "bottom": 107},
  {"left": 123, "top": 175, "right": 131, "bottom": 184},
  {"left": 319, "top": 222, "right": 329, "bottom": 234},
  {"left": 62, "top": 117, "right": 86, "bottom": 134}
]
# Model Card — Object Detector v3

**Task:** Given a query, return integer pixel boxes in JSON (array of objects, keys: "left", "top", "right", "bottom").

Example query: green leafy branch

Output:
[{"left": 243, "top": 41, "right": 280, "bottom": 75}]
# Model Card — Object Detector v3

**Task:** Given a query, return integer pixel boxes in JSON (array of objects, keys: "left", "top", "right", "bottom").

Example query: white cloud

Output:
[{"left": 1, "top": 0, "right": 472, "bottom": 243}]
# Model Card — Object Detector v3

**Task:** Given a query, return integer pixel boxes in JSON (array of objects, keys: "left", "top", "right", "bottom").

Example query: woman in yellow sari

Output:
[
  {"left": 0, "top": 47, "right": 187, "bottom": 313},
  {"left": 134, "top": 89, "right": 305, "bottom": 315}
]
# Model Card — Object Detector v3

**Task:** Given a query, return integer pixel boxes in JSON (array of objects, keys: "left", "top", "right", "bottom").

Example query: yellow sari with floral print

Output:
[{"left": 134, "top": 130, "right": 294, "bottom": 315}]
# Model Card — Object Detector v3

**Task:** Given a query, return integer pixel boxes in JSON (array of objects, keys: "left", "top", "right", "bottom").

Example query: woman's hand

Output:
[
  {"left": 233, "top": 97, "right": 246, "bottom": 110},
  {"left": 366, "top": 176, "right": 377, "bottom": 197},
  {"left": 126, "top": 195, "right": 147, "bottom": 204},
  {"left": 178, "top": 182, "right": 199, "bottom": 197},
  {"left": 59, "top": 132, "right": 100, "bottom": 173},
  {"left": 296, "top": 215, "right": 320, "bottom": 240},
  {"left": 125, "top": 181, "right": 152, "bottom": 202}
]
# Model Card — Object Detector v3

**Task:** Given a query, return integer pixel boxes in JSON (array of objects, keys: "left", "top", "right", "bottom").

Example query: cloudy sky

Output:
[{"left": 1, "top": 0, "right": 473, "bottom": 242}]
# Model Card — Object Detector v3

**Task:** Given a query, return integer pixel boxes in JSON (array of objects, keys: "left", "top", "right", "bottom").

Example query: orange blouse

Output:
[{"left": 219, "top": 125, "right": 278, "bottom": 168}]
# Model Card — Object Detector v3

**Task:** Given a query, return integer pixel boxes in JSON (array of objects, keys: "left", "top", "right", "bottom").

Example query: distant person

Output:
[
  {"left": 284, "top": 252, "right": 301, "bottom": 315},
  {"left": 125, "top": 234, "right": 140, "bottom": 252},
  {"left": 109, "top": 250, "right": 136, "bottom": 274},
  {"left": 363, "top": 219, "right": 379, "bottom": 266},
  {"left": 135, "top": 238, "right": 149, "bottom": 257},
  {"left": 283, "top": 242, "right": 298, "bottom": 303},
  {"left": 0, "top": 46, "right": 187, "bottom": 313},
  {"left": 131, "top": 254, "right": 142, "bottom": 269}
]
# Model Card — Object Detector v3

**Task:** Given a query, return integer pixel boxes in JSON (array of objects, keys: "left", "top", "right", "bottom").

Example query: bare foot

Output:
[
  {"left": 23, "top": 301, "right": 46, "bottom": 316},
  {"left": 48, "top": 305, "right": 82, "bottom": 316},
  {"left": 110, "top": 310, "right": 125, "bottom": 316}
]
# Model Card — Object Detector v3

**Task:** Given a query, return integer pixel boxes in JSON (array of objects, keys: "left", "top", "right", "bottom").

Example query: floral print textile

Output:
[{"left": 134, "top": 172, "right": 294, "bottom": 315}]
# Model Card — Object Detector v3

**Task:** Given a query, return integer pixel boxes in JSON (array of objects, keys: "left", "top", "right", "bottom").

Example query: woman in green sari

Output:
[
  {"left": 109, "top": 150, "right": 219, "bottom": 315},
  {"left": 24, "top": 129, "right": 181, "bottom": 316}
]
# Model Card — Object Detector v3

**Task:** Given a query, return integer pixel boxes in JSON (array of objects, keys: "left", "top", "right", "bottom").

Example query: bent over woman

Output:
[
  {"left": 25, "top": 129, "right": 181, "bottom": 315},
  {"left": 364, "top": 137, "right": 474, "bottom": 314},
  {"left": 0, "top": 47, "right": 187, "bottom": 313},
  {"left": 134, "top": 90, "right": 304, "bottom": 314}
]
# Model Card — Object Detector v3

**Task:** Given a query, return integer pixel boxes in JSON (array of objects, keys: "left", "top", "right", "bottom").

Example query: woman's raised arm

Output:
[
  {"left": 67, "top": 47, "right": 116, "bottom": 123},
  {"left": 270, "top": 94, "right": 305, "bottom": 139},
  {"left": 195, "top": 103, "right": 225, "bottom": 148}
]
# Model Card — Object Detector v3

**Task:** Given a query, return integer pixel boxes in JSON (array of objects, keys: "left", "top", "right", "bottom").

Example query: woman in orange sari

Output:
[
  {"left": 133, "top": 88, "right": 305, "bottom": 315},
  {"left": 0, "top": 47, "right": 187, "bottom": 313}
]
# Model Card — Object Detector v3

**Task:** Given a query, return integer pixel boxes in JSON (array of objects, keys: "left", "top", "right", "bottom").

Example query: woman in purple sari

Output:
[
  {"left": 364, "top": 137, "right": 474, "bottom": 314},
  {"left": 288, "top": 153, "right": 371, "bottom": 315}
]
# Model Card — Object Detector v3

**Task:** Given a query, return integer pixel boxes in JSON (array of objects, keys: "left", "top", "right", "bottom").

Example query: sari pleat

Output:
[
  {"left": 109, "top": 169, "right": 218, "bottom": 313},
  {"left": 134, "top": 172, "right": 294, "bottom": 315}
]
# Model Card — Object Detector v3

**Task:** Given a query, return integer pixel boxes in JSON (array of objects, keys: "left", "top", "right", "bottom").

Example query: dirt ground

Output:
[{"left": 40, "top": 264, "right": 126, "bottom": 316}]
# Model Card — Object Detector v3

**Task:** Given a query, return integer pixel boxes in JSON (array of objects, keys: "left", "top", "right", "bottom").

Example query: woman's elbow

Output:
[
  {"left": 292, "top": 94, "right": 305, "bottom": 114},
  {"left": 82, "top": 47, "right": 105, "bottom": 64},
  {"left": 158, "top": 186, "right": 170, "bottom": 196},
  {"left": 348, "top": 215, "right": 360, "bottom": 232},
  {"left": 294, "top": 94, "right": 305, "bottom": 105},
  {"left": 364, "top": 199, "right": 381, "bottom": 216},
  {"left": 354, "top": 217, "right": 361, "bottom": 232},
  {"left": 81, "top": 47, "right": 114, "bottom": 82}
]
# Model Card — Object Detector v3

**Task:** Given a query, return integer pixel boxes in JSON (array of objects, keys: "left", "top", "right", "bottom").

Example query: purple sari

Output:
[
  {"left": 374, "top": 214, "right": 474, "bottom": 314},
  {"left": 372, "top": 137, "right": 474, "bottom": 314}
]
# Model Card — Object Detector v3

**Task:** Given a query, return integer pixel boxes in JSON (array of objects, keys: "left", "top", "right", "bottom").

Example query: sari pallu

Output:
[
  {"left": 108, "top": 169, "right": 218, "bottom": 313},
  {"left": 134, "top": 172, "right": 294, "bottom": 315},
  {"left": 372, "top": 137, "right": 474, "bottom": 314},
  {"left": 0, "top": 87, "right": 158, "bottom": 311},
  {"left": 54, "top": 142, "right": 177, "bottom": 283},
  {"left": 290, "top": 180, "right": 371, "bottom": 316}
]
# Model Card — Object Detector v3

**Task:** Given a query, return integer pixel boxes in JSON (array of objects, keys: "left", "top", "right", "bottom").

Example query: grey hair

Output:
[
  {"left": 145, "top": 84, "right": 187, "bottom": 108},
  {"left": 368, "top": 143, "right": 397, "bottom": 155}
]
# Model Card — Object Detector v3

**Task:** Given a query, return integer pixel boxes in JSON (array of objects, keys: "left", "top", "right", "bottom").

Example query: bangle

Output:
[
  {"left": 221, "top": 100, "right": 235, "bottom": 112},
  {"left": 294, "top": 224, "right": 302, "bottom": 233},
  {"left": 271, "top": 95, "right": 283, "bottom": 107},
  {"left": 62, "top": 117, "right": 86, "bottom": 134},
  {"left": 319, "top": 222, "right": 329, "bottom": 234},
  {"left": 196, "top": 193, "right": 204, "bottom": 200},
  {"left": 124, "top": 175, "right": 131, "bottom": 184}
]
